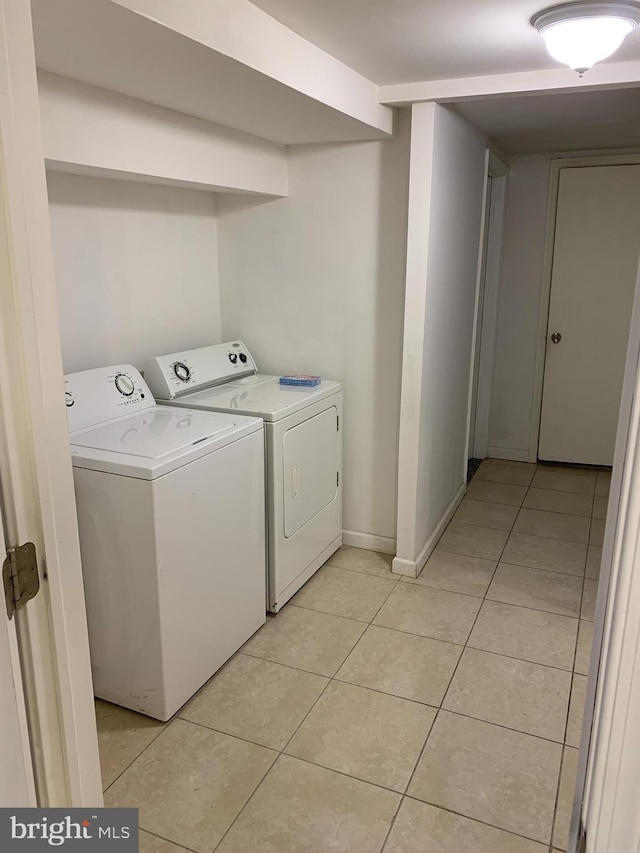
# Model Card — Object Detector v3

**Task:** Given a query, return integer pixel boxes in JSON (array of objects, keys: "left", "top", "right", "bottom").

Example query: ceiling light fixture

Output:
[{"left": 532, "top": 1, "right": 640, "bottom": 74}]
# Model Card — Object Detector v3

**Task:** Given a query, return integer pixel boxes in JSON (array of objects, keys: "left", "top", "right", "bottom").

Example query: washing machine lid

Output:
[
  {"left": 174, "top": 375, "right": 343, "bottom": 422},
  {"left": 70, "top": 406, "right": 262, "bottom": 479}
]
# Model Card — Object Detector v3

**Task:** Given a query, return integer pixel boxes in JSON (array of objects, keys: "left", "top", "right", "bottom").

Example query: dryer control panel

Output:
[
  {"left": 65, "top": 365, "right": 155, "bottom": 433},
  {"left": 144, "top": 341, "right": 257, "bottom": 400}
]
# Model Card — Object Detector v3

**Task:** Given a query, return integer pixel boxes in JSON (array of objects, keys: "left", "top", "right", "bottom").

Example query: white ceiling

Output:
[
  {"left": 250, "top": 0, "right": 640, "bottom": 84},
  {"left": 249, "top": 0, "right": 640, "bottom": 153},
  {"left": 453, "top": 88, "right": 640, "bottom": 154}
]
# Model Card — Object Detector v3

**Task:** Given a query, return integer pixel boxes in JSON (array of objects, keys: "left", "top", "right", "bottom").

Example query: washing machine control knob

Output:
[
  {"left": 173, "top": 362, "right": 191, "bottom": 382},
  {"left": 114, "top": 373, "right": 135, "bottom": 396},
  {"left": 228, "top": 353, "right": 238, "bottom": 364}
]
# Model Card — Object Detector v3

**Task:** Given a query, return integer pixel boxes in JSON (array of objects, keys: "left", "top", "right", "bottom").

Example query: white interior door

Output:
[
  {"left": 0, "top": 507, "right": 35, "bottom": 806},
  {"left": 538, "top": 164, "right": 640, "bottom": 465}
]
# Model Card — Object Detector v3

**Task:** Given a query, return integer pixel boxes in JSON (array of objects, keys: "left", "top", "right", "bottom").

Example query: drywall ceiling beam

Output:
[
  {"left": 379, "top": 60, "right": 640, "bottom": 104},
  {"left": 109, "top": 0, "right": 393, "bottom": 136},
  {"left": 39, "top": 73, "right": 288, "bottom": 197}
]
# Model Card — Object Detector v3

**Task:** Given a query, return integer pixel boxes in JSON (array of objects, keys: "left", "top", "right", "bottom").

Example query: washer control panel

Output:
[
  {"left": 144, "top": 341, "right": 257, "bottom": 400},
  {"left": 65, "top": 365, "right": 154, "bottom": 433}
]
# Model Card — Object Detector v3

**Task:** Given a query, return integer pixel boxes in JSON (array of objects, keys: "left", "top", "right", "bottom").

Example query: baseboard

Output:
[
  {"left": 392, "top": 483, "right": 466, "bottom": 579},
  {"left": 414, "top": 483, "right": 466, "bottom": 573},
  {"left": 342, "top": 530, "right": 396, "bottom": 555},
  {"left": 391, "top": 556, "right": 418, "bottom": 577},
  {"left": 487, "top": 446, "right": 530, "bottom": 463}
]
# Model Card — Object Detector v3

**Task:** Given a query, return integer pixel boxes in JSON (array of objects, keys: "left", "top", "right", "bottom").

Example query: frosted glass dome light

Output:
[{"left": 533, "top": 2, "right": 640, "bottom": 73}]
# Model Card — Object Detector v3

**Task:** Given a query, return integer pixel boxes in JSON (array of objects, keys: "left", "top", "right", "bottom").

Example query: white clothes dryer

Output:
[
  {"left": 145, "top": 342, "right": 343, "bottom": 612},
  {"left": 65, "top": 364, "right": 266, "bottom": 720}
]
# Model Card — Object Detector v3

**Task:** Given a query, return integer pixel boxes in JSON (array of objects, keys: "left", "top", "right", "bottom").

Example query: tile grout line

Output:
[
  {"left": 385, "top": 466, "right": 594, "bottom": 847},
  {"left": 245, "top": 601, "right": 593, "bottom": 657},
  {"left": 180, "top": 695, "right": 588, "bottom": 754},
  {"left": 211, "top": 561, "right": 405, "bottom": 851},
  {"left": 104, "top": 576, "right": 375, "bottom": 835},
  {"left": 102, "top": 722, "right": 167, "bottom": 797},
  {"left": 467, "top": 492, "right": 596, "bottom": 516},
  {"left": 304, "top": 571, "right": 488, "bottom": 603},
  {"left": 207, "top": 670, "right": 336, "bottom": 851},
  {"left": 264, "top": 606, "right": 582, "bottom": 677},
  {"left": 139, "top": 828, "right": 199, "bottom": 853},
  {"left": 438, "top": 521, "right": 589, "bottom": 548},
  {"left": 325, "top": 561, "right": 398, "bottom": 580},
  {"left": 538, "top": 472, "right": 596, "bottom": 852},
  {"left": 398, "top": 794, "right": 563, "bottom": 849},
  {"left": 102, "top": 462, "right": 604, "bottom": 849},
  {"left": 521, "top": 469, "right": 568, "bottom": 851},
  {"left": 293, "top": 475, "right": 597, "bottom": 848},
  {"left": 207, "top": 735, "right": 279, "bottom": 853},
  {"left": 115, "top": 590, "right": 584, "bottom": 820},
  {"left": 217, "top": 526, "right": 566, "bottom": 850},
  {"left": 389, "top": 469, "right": 587, "bottom": 847},
  {"left": 400, "top": 485, "right": 520, "bottom": 814},
  {"left": 211, "top": 747, "right": 566, "bottom": 853},
  {"left": 102, "top": 622, "right": 267, "bottom": 797},
  {"left": 483, "top": 593, "right": 587, "bottom": 622},
  {"left": 379, "top": 793, "right": 405, "bottom": 852}
]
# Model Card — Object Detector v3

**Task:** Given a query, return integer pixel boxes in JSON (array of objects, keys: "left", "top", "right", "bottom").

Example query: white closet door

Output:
[{"left": 539, "top": 164, "right": 640, "bottom": 465}]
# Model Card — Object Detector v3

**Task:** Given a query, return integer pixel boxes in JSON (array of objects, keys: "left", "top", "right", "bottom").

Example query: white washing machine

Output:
[
  {"left": 65, "top": 364, "right": 266, "bottom": 720},
  {"left": 145, "top": 342, "right": 343, "bottom": 612}
]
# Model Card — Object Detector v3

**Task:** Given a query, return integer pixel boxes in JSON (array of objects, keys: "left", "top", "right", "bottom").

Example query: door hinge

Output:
[
  {"left": 337, "top": 415, "right": 340, "bottom": 431},
  {"left": 337, "top": 472, "right": 340, "bottom": 487},
  {"left": 3, "top": 542, "right": 39, "bottom": 620}
]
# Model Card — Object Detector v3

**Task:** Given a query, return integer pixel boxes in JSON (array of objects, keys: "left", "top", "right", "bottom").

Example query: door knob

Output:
[{"left": 550, "top": 332, "right": 562, "bottom": 344}]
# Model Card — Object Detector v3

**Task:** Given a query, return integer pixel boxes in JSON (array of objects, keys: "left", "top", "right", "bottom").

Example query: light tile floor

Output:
[{"left": 96, "top": 460, "right": 609, "bottom": 853}]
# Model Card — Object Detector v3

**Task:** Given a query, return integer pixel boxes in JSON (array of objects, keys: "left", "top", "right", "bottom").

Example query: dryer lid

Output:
[{"left": 178, "top": 376, "right": 343, "bottom": 421}]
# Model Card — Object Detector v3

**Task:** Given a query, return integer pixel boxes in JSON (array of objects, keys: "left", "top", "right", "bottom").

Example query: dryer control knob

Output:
[
  {"left": 173, "top": 362, "right": 191, "bottom": 382},
  {"left": 229, "top": 353, "right": 238, "bottom": 364},
  {"left": 239, "top": 353, "right": 248, "bottom": 363},
  {"left": 115, "top": 373, "right": 135, "bottom": 396}
]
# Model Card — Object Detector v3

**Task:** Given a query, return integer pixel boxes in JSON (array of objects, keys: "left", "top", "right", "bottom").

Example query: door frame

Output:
[
  {"left": 0, "top": 0, "right": 101, "bottom": 806},
  {"left": 572, "top": 256, "right": 640, "bottom": 852},
  {"left": 466, "top": 149, "right": 508, "bottom": 465},
  {"left": 528, "top": 152, "right": 640, "bottom": 464}
]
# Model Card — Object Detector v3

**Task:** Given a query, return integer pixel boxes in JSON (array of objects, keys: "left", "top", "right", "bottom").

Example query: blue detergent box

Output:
[{"left": 279, "top": 375, "right": 321, "bottom": 387}]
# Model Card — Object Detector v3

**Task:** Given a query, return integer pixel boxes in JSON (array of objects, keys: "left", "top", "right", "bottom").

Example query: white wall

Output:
[
  {"left": 488, "top": 155, "right": 551, "bottom": 460},
  {"left": 39, "top": 73, "right": 288, "bottom": 197},
  {"left": 217, "top": 112, "right": 411, "bottom": 551},
  {"left": 394, "top": 103, "right": 487, "bottom": 576},
  {"left": 47, "top": 172, "right": 222, "bottom": 373}
]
